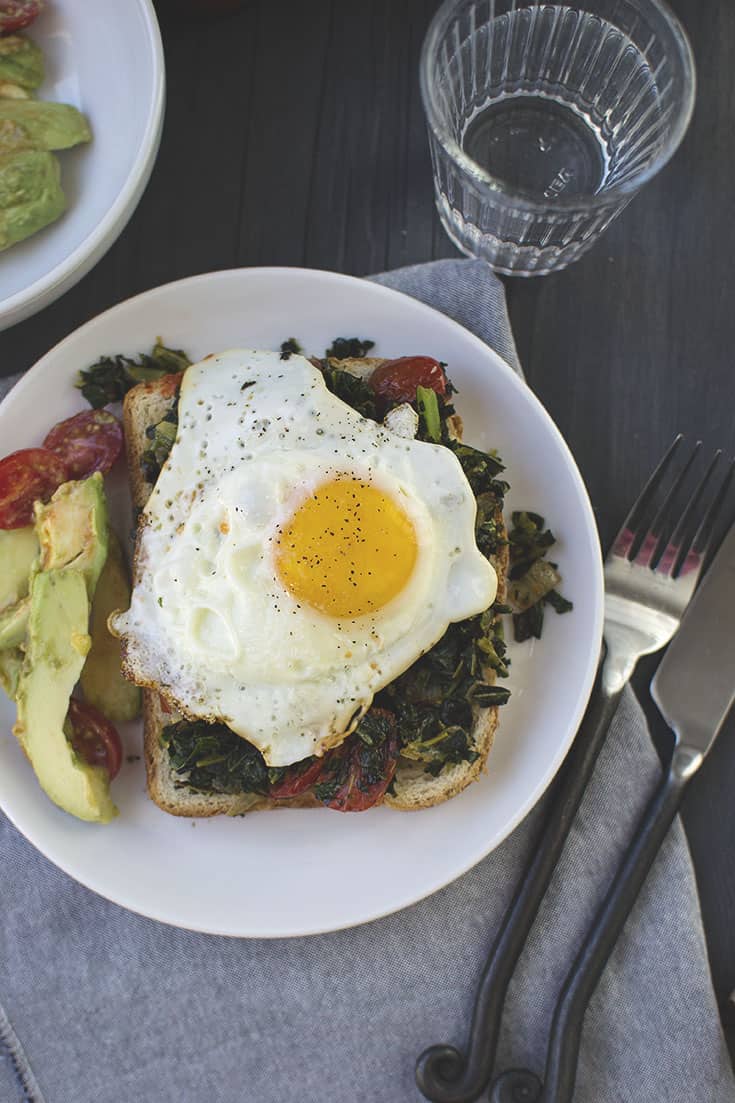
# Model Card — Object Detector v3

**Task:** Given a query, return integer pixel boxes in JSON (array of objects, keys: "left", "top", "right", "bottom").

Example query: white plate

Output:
[
  {"left": 0, "top": 0, "right": 164, "bottom": 331},
  {"left": 0, "top": 268, "right": 603, "bottom": 937}
]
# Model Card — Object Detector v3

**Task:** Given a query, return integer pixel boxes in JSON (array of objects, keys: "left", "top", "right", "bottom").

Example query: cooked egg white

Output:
[{"left": 112, "top": 350, "right": 497, "bottom": 766}]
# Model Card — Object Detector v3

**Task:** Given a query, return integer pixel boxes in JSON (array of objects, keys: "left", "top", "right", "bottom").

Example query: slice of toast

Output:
[{"left": 122, "top": 357, "right": 508, "bottom": 816}]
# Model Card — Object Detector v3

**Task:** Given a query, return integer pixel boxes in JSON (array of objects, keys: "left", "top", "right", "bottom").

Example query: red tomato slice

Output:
[
  {"left": 43, "top": 409, "right": 123, "bottom": 480},
  {"left": 67, "top": 698, "right": 122, "bottom": 781},
  {"left": 369, "top": 356, "right": 448, "bottom": 405},
  {"left": 0, "top": 447, "right": 69, "bottom": 529},
  {"left": 317, "top": 709, "right": 399, "bottom": 812},
  {"left": 269, "top": 756, "right": 324, "bottom": 799},
  {"left": 0, "top": 0, "right": 42, "bottom": 32}
]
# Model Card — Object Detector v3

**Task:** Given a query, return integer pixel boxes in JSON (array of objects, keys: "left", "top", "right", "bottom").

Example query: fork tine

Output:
[
  {"left": 671, "top": 457, "right": 734, "bottom": 584},
  {"left": 656, "top": 450, "right": 721, "bottom": 577},
  {"left": 689, "top": 455, "right": 735, "bottom": 557},
  {"left": 632, "top": 440, "right": 701, "bottom": 567},
  {"left": 611, "top": 435, "right": 683, "bottom": 559}
]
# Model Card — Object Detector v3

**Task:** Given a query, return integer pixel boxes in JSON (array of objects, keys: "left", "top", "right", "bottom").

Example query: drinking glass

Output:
[{"left": 420, "top": 0, "right": 696, "bottom": 275}]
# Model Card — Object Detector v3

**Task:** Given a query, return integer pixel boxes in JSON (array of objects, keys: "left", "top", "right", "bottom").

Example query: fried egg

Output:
[{"left": 112, "top": 349, "right": 497, "bottom": 766}]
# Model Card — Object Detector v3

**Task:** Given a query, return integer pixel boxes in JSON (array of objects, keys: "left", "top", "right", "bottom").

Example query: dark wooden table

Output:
[{"left": 2, "top": 0, "right": 733, "bottom": 1055}]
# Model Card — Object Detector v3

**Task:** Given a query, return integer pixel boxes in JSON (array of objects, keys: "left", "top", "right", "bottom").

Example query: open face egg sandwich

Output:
[{"left": 110, "top": 347, "right": 511, "bottom": 814}]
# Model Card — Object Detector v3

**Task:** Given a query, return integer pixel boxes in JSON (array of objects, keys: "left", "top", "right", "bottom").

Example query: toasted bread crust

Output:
[{"left": 122, "top": 356, "right": 508, "bottom": 817}]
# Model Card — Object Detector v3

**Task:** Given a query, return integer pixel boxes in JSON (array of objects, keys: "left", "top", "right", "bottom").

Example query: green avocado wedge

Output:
[
  {"left": 0, "top": 525, "right": 38, "bottom": 611},
  {"left": 35, "top": 473, "right": 109, "bottom": 597},
  {"left": 14, "top": 570, "right": 118, "bottom": 824},
  {"left": 0, "top": 148, "right": 65, "bottom": 251},
  {"left": 80, "top": 531, "right": 141, "bottom": 724},
  {"left": 11, "top": 475, "right": 117, "bottom": 822},
  {"left": 0, "top": 479, "right": 109, "bottom": 657},
  {"left": 0, "top": 100, "right": 90, "bottom": 150},
  {"left": 0, "top": 35, "right": 44, "bottom": 91}
]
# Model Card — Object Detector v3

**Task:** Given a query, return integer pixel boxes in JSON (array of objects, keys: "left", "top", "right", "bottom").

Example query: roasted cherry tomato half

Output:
[
  {"left": 43, "top": 409, "right": 123, "bottom": 480},
  {"left": 0, "top": 0, "right": 43, "bottom": 33},
  {"left": 369, "top": 356, "right": 448, "bottom": 405},
  {"left": 268, "top": 756, "right": 324, "bottom": 799},
  {"left": 317, "top": 708, "right": 399, "bottom": 812},
  {"left": 67, "top": 698, "right": 123, "bottom": 781},
  {"left": 0, "top": 447, "right": 69, "bottom": 529}
]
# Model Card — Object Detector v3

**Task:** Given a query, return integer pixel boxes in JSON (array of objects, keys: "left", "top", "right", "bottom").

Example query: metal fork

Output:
[
  {"left": 601, "top": 437, "right": 731, "bottom": 701},
  {"left": 416, "top": 436, "right": 734, "bottom": 1103}
]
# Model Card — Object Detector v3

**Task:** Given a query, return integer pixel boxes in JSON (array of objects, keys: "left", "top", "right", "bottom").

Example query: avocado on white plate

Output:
[
  {"left": 0, "top": 268, "right": 603, "bottom": 935},
  {"left": 0, "top": 0, "right": 164, "bottom": 331}
]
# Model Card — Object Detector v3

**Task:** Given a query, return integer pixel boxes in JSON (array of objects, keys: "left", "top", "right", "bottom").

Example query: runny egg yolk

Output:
[{"left": 275, "top": 477, "right": 418, "bottom": 618}]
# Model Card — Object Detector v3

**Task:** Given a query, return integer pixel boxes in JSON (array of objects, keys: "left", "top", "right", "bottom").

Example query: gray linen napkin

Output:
[{"left": 0, "top": 259, "right": 733, "bottom": 1103}]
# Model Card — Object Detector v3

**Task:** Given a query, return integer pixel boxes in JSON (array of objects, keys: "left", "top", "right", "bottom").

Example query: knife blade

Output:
[{"left": 651, "top": 521, "right": 735, "bottom": 755}]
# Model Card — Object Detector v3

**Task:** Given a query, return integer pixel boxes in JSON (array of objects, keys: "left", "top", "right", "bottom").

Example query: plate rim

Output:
[
  {"left": 0, "top": 265, "right": 604, "bottom": 937},
  {"left": 0, "top": 0, "right": 166, "bottom": 332}
]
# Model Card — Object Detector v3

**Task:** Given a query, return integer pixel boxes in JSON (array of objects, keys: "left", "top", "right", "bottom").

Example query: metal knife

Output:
[
  {"left": 490, "top": 521, "right": 735, "bottom": 1103},
  {"left": 651, "top": 519, "right": 735, "bottom": 777}
]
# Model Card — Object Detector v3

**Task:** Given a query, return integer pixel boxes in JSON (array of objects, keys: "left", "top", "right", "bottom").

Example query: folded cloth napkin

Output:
[{"left": 0, "top": 259, "right": 733, "bottom": 1103}]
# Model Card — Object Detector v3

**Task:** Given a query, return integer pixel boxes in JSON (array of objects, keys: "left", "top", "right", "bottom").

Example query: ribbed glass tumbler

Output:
[{"left": 420, "top": 0, "right": 695, "bottom": 275}]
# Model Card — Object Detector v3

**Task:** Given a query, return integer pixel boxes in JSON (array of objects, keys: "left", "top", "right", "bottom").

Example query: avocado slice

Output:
[
  {"left": 0, "top": 525, "right": 38, "bottom": 610},
  {"left": 0, "top": 480, "right": 109, "bottom": 651},
  {"left": 0, "top": 148, "right": 65, "bottom": 251},
  {"left": 0, "top": 100, "right": 90, "bottom": 150},
  {"left": 0, "top": 146, "right": 61, "bottom": 206},
  {"left": 14, "top": 570, "right": 118, "bottom": 823},
  {"left": 0, "top": 35, "right": 44, "bottom": 91},
  {"left": 0, "top": 648, "right": 22, "bottom": 700},
  {"left": 80, "top": 531, "right": 141, "bottom": 723},
  {"left": 0, "top": 596, "right": 29, "bottom": 650},
  {"left": 35, "top": 473, "right": 109, "bottom": 597}
]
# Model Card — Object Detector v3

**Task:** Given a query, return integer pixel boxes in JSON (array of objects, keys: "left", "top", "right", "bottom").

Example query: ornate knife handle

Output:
[
  {"left": 416, "top": 667, "right": 622, "bottom": 1103},
  {"left": 487, "top": 743, "right": 694, "bottom": 1103}
]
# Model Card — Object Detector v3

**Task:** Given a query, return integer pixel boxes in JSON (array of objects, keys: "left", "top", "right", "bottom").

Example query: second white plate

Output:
[{"left": 0, "top": 0, "right": 164, "bottom": 331}]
